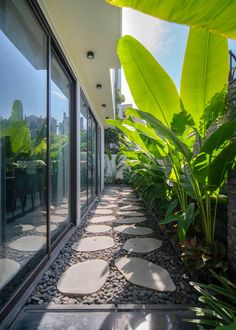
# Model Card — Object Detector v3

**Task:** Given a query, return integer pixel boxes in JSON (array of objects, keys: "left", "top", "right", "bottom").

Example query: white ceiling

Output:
[{"left": 38, "top": 0, "right": 122, "bottom": 124}]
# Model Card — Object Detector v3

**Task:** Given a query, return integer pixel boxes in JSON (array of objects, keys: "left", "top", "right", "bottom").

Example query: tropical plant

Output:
[
  {"left": 105, "top": 150, "right": 124, "bottom": 184},
  {"left": 106, "top": 0, "right": 236, "bottom": 40},
  {"left": 186, "top": 270, "right": 236, "bottom": 329},
  {"left": 107, "top": 28, "right": 236, "bottom": 246}
]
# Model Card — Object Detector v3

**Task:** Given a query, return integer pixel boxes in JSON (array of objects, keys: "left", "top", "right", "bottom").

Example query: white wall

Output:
[{"left": 104, "top": 154, "right": 125, "bottom": 180}]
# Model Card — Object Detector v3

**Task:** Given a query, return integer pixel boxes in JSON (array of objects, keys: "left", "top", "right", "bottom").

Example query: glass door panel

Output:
[
  {"left": 50, "top": 52, "right": 71, "bottom": 241},
  {"left": 0, "top": 0, "right": 47, "bottom": 310},
  {"left": 80, "top": 96, "right": 88, "bottom": 210}
]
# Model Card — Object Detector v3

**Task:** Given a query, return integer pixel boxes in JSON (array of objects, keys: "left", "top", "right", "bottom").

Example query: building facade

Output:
[{"left": 0, "top": 0, "right": 121, "bottom": 324}]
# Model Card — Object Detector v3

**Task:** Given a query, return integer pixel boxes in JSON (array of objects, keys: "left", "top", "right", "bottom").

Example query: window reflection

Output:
[
  {"left": 0, "top": 0, "right": 47, "bottom": 309},
  {"left": 50, "top": 52, "right": 71, "bottom": 241},
  {"left": 80, "top": 97, "right": 88, "bottom": 211},
  {"left": 79, "top": 92, "right": 101, "bottom": 211}
]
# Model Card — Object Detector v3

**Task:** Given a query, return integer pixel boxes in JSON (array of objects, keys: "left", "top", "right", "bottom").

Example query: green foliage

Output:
[
  {"left": 186, "top": 270, "right": 236, "bottom": 328},
  {"left": 118, "top": 35, "right": 180, "bottom": 127},
  {"left": 106, "top": 0, "right": 236, "bottom": 40},
  {"left": 180, "top": 28, "right": 229, "bottom": 131},
  {"left": 105, "top": 127, "right": 120, "bottom": 154},
  {"left": 105, "top": 151, "right": 124, "bottom": 184},
  {"left": 182, "top": 241, "right": 228, "bottom": 282},
  {"left": 107, "top": 24, "right": 233, "bottom": 246}
]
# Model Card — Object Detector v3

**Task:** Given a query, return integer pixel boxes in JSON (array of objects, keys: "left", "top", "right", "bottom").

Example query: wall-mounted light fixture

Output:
[
  {"left": 87, "top": 51, "right": 94, "bottom": 59},
  {"left": 96, "top": 84, "right": 102, "bottom": 89},
  {"left": 105, "top": 116, "right": 109, "bottom": 119},
  {"left": 102, "top": 104, "right": 106, "bottom": 108}
]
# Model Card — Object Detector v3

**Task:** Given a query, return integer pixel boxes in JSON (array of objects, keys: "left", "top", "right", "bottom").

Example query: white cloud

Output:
[
  {"left": 52, "top": 89, "right": 67, "bottom": 101},
  {"left": 122, "top": 8, "right": 173, "bottom": 58}
]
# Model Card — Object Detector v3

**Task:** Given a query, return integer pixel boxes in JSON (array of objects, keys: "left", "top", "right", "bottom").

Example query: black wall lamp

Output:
[
  {"left": 96, "top": 84, "right": 102, "bottom": 89},
  {"left": 87, "top": 51, "right": 94, "bottom": 59},
  {"left": 102, "top": 104, "right": 106, "bottom": 108}
]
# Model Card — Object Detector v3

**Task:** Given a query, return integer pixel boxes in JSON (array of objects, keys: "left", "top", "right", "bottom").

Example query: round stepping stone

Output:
[
  {"left": 96, "top": 204, "right": 118, "bottom": 209},
  {"left": 72, "top": 236, "right": 114, "bottom": 252},
  {"left": 51, "top": 215, "right": 65, "bottom": 223},
  {"left": 119, "top": 205, "right": 141, "bottom": 211},
  {"left": 115, "top": 257, "right": 176, "bottom": 292},
  {"left": 116, "top": 211, "right": 144, "bottom": 217},
  {"left": 92, "top": 209, "right": 113, "bottom": 215},
  {"left": 36, "top": 224, "right": 57, "bottom": 233},
  {"left": 85, "top": 225, "right": 111, "bottom": 233},
  {"left": 15, "top": 224, "right": 35, "bottom": 232},
  {"left": 90, "top": 215, "right": 116, "bottom": 223},
  {"left": 55, "top": 209, "right": 68, "bottom": 216},
  {"left": 57, "top": 260, "right": 109, "bottom": 296},
  {"left": 114, "top": 217, "right": 146, "bottom": 224},
  {"left": 0, "top": 258, "right": 20, "bottom": 289},
  {"left": 100, "top": 197, "right": 117, "bottom": 202},
  {"left": 114, "top": 225, "right": 153, "bottom": 235},
  {"left": 9, "top": 236, "right": 46, "bottom": 252},
  {"left": 123, "top": 238, "right": 162, "bottom": 253}
]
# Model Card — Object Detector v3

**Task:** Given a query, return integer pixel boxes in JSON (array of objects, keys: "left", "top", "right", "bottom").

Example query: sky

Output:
[{"left": 121, "top": 8, "right": 236, "bottom": 106}]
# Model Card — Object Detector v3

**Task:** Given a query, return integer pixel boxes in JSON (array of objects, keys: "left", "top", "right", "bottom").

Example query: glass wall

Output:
[
  {"left": 0, "top": 0, "right": 75, "bottom": 314},
  {"left": 0, "top": 0, "right": 47, "bottom": 311},
  {"left": 50, "top": 52, "right": 71, "bottom": 242},
  {"left": 80, "top": 97, "right": 88, "bottom": 211},
  {"left": 80, "top": 92, "right": 101, "bottom": 212}
]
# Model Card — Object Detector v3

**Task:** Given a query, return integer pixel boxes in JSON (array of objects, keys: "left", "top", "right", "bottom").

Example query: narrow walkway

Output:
[{"left": 12, "top": 185, "right": 197, "bottom": 329}]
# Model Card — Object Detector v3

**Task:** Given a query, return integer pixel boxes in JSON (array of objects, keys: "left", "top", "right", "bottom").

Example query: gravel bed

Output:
[{"left": 28, "top": 186, "right": 198, "bottom": 306}]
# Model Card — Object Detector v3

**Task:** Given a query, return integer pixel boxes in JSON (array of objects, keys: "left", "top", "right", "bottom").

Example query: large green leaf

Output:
[
  {"left": 208, "top": 140, "right": 236, "bottom": 191},
  {"left": 117, "top": 35, "right": 180, "bottom": 127},
  {"left": 180, "top": 28, "right": 228, "bottom": 129},
  {"left": 106, "top": 0, "right": 236, "bottom": 40},
  {"left": 201, "top": 120, "right": 236, "bottom": 155},
  {"left": 126, "top": 108, "right": 192, "bottom": 161}
]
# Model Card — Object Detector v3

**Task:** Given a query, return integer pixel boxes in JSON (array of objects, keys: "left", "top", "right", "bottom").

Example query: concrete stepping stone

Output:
[
  {"left": 116, "top": 211, "right": 144, "bottom": 217},
  {"left": 15, "top": 224, "right": 35, "bottom": 232},
  {"left": 9, "top": 236, "right": 46, "bottom": 252},
  {"left": 57, "top": 260, "right": 109, "bottom": 296},
  {"left": 114, "top": 225, "right": 153, "bottom": 235},
  {"left": 55, "top": 209, "right": 68, "bottom": 216},
  {"left": 85, "top": 225, "right": 111, "bottom": 233},
  {"left": 100, "top": 197, "right": 117, "bottom": 202},
  {"left": 92, "top": 209, "right": 113, "bottom": 215},
  {"left": 0, "top": 258, "right": 20, "bottom": 289},
  {"left": 115, "top": 257, "right": 176, "bottom": 292},
  {"left": 114, "top": 217, "right": 147, "bottom": 224},
  {"left": 36, "top": 224, "right": 57, "bottom": 233},
  {"left": 123, "top": 238, "right": 162, "bottom": 253},
  {"left": 90, "top": 215, "right": 116, "bottom": 223},
  {"left": 119, "top": 205, "right": 141, "bottom": 211},
  {"left": 51, "top": 215, "right": 66, "bottom": 223},
  {"left": 96, "top": 204, "right": 118, "bottom": 209},
  {"left": 72, "top": 236, "right": 114, "bottom": 252}
]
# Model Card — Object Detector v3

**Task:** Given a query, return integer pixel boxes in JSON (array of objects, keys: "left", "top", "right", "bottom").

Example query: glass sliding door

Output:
[
  {"left": 80, "top": 95, "right": 88, "bottom": 211},
  {"left": 0, "top": 0, "right": 76, "bottom": 317},
  {"left": 91, "top": 117, "right": 97, "bottom": 198},
  {"left": 87, "top": 111, "right": 92, "bottom": 203},
  {"left": 0, "top": 0, "right": 47, "bottom": 310},
  {"left": 97, "top": 127, "right": 101, "bottom": 193},
  {"left": 79, "top": 91, "right": 101, "bottom": 213},
  {"left": 50, "top": 52, "right": 71, "bottom": 241}
]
